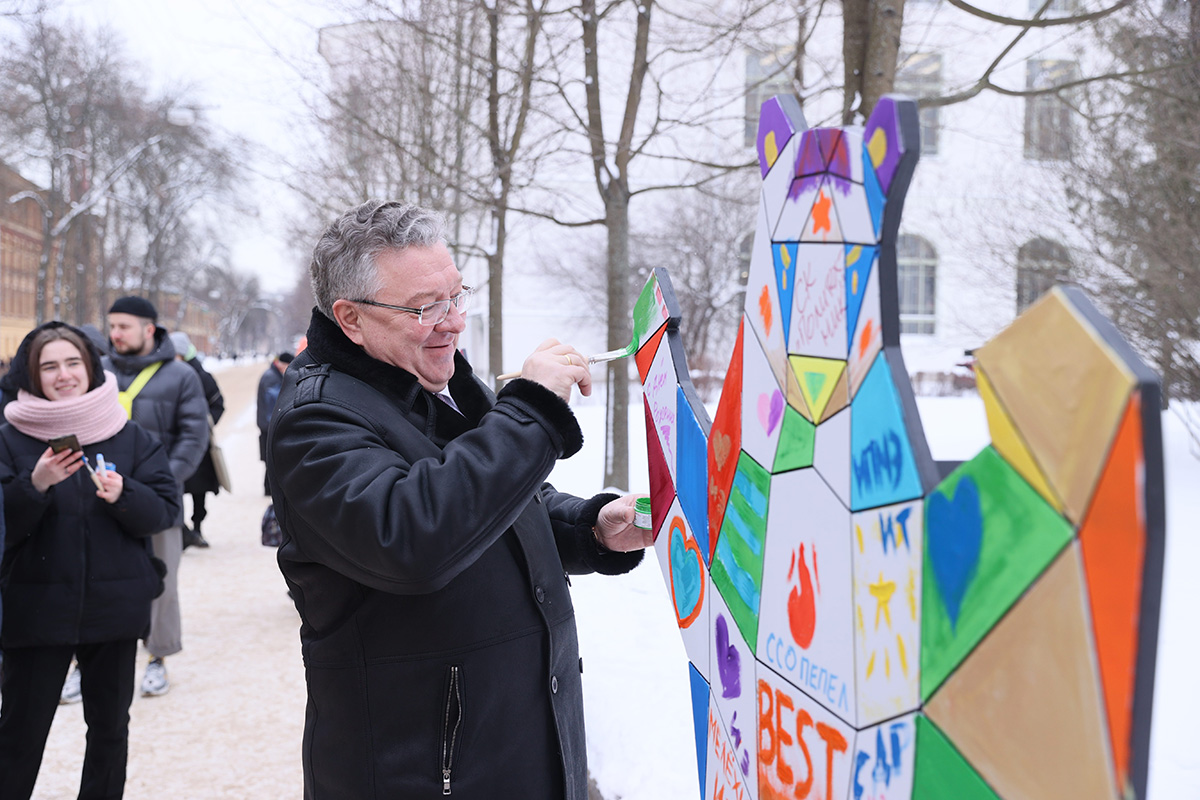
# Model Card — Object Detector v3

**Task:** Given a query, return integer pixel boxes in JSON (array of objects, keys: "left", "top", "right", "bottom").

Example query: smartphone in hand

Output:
[{"left": 48, "top": 434, "right": 82, "bottom": 454}]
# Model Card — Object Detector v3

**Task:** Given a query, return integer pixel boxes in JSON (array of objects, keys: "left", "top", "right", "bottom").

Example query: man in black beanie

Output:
[{"left": 104, "top": 295, "right": 208, "bottom": 697}]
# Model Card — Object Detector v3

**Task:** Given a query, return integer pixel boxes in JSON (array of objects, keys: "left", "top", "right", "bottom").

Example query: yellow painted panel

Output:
[
  {"left": 975, "top": 364, "right": 1063, "bottom": 513},
  {"left": 788, "top": 355, "right": 846, "bottom": 422},
  {"left": 975, "top": 288, "right": 1134, "bottom": 524}
]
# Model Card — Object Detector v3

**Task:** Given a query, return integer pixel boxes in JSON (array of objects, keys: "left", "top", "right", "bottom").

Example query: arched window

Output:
[
  {"left": 897, "top": 234, "right": 937, "bottom": 334},
  {"left": 1016, "top": 238, "right": 1071, "bottom": 313}
]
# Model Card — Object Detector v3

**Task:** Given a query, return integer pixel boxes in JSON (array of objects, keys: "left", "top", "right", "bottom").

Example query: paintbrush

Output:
[{"left": 496, "top": 342, "right": 635, "bottom": 382}]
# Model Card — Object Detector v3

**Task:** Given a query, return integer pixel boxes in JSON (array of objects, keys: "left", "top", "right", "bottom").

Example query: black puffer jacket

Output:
[
  {"left": 268, "top": 310, "right": 642, "bottom": 800},
  {"left": 0, "top": 420, "right": 179, "bottom": 648},
  {"left": 104, "top": 328, "right": 208, "bottom": 525}
]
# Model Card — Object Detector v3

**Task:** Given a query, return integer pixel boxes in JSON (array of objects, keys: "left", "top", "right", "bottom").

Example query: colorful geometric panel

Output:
[
  {"left": 633, "top": 91, "right": 1163, "bottom": 800},
  {"left": 974, "top": 363, "right": 1062, "bottom": 512},
  {"left": 711, "top": 451, "right": 771, "bottom": 648},
  {"left": 771, "top": 406, "right": 815, "bottom": 473},
  {"left": 925, "top": 543, "right": 1119, "bottom": 800},
  {"left": 787, "top": 244, "right": 847, "bottom": 359},
  {"left": 1079, "top": 391, "right": 1147, "bottom": 793},
  {"left": 974, "top": 287, "right": 1136, "bottom": 524},
  {"left": 689, "top": 664, "right": 711, "bottom": 799},
  {"left": 632, "top": 270, "right": 673, "bottom": 353},
  {"left": 853, "top": 500, "right": 923, "bottom": 727},
  {"left": 758, "top": 469, "right": 856, "bottom": 723},
  {"left": 644, "top": 395, "right": 675, "bottom": 542},
  {"left": 848, "top": 265, "right": 882, "bottom": 399},
  {"left": 911, "top": 716, "right": 1000, "bottom": 800},
  {"left": 708, "top": 586, "right": 758, "bottom": 799},
  {"left": 654, "top": 495, "right": 710, "bottom": 678},
  {"left": 844, "top": 244, "right": 877, "bottom": 349},
  {"left": 788, "top": 355, "right": 845, "bottom": 423},
  {"left": 851, "top": 713, "right": 918, "bottom": 800},
  {"left": 741, "top": 324, "right": 786, "bottom": 472},
  {"left": 756, "top": 668, "right": 854, "bottom": 800},
  {"left": 756, "top": 94, "right": 803, "bottom": 178},
  {"left": 745, "top": 202, "right": 790, "bottom": 395},
  {"left": 709, "top": 321, "right": 745, "bottom": 556},
  {"left": 850, "top": 356, "right": 923, "bottom": 511},
  {"left": 921, "top": 447, "right": 1073, "bottom": 700},
  {"left": 678, "top": 385, "right": 711, "bottom": 562}
]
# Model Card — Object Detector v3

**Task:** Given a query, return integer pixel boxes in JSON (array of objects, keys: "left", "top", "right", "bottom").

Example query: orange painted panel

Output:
[
  {"left": 1079, "top": 391, "right": 1146, "bottom": 794},
  {"left": 636, "top": 322, "right": 667, "bottom": 384},
  {"left": 709, "top": 320, "right": 745, "bottom": 557}
]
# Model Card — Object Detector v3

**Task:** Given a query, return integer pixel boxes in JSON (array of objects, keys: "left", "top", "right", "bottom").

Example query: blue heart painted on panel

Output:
[
  {"left": 671, "top": 525, "right": 703, "bottom": 624},
  {"left": 926, "top": 475, "right": 983, "bottom": 630}
]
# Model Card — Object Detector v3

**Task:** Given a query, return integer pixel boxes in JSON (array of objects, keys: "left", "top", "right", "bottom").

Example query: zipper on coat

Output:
[{"left": 441, "top": 665, "right": 463, "bottom": 795}]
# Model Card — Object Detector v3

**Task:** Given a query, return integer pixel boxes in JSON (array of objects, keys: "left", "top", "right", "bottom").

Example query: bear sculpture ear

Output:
[{"left": 755, "top": 93, "right": 806, "bottom": 178}]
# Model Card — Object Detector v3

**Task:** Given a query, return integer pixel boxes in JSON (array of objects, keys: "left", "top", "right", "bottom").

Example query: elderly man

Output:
[{"left": 267, "top": 200, "right": 650, "bottom": 800}]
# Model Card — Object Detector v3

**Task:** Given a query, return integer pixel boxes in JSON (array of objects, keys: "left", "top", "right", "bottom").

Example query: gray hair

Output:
[{"left": 309, "top": 200, "right": 446, "bottom": 317}]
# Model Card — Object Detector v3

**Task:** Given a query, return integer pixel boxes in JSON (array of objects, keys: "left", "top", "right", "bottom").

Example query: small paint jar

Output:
[{"left": 633, "top": 497, "right": 652, "bottom": 530}]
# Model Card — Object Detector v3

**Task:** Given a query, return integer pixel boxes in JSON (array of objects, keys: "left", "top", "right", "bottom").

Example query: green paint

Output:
[
  {"left": 920, "top": 446, "right": 1073, "bottom": 700},
  {"left": 631, "top": 273, "right": 663, "bottom": 353},
  {"left": 804, "top": 371, "right": 827, "bottom": 402},
  {"left": 772, "top": 407, "right": 815, "bottom": 472},
  {"left": 913, "top": 716, "right": 1002, "bottom": 800},
  {"left": 711, "top": 451, "right": 771, "bottom": 648}
]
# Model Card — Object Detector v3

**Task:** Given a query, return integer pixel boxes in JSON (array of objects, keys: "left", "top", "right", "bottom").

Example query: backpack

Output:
[{"left": 261, "top": 504, "right": 283, "bottom": 547}]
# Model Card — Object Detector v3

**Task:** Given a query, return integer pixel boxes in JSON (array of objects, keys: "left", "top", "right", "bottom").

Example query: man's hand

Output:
[
  {"left": 520, "top": 339, "right": 592, "bottom": 402},
  {"left": 595, "top": 494, "right": 653, "bottom": 552}
]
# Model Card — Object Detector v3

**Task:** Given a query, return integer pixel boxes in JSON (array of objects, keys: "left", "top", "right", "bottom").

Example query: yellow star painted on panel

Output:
[{"left": 869, "top": 573, "right": 896, "bottom": 631}]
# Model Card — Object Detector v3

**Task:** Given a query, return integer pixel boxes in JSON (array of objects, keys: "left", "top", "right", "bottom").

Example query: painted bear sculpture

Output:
[{"left": 630, "top": 94, "right": 1164, "bottom": 800}]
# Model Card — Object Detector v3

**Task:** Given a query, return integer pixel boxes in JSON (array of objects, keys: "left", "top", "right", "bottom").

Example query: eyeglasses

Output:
[{"left": 351, "top": 286, "right": 474, "bottom": 326}]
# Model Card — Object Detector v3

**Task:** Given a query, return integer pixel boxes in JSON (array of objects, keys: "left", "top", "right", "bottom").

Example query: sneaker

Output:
[
  {"left": 182, "top": 526, "right": 210, "bottom": 549},
  {"left": 60, "top": 664, "right": 82, "bottom": 705},
  {"left": 141, "top": 658, "right": 169, "bottom": 697}
]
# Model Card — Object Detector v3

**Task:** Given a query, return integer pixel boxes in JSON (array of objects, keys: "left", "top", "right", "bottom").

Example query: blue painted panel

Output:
[
  {"left": 845, "top": 244, "right": 877, "bottom": 351},
  {"left": 689, "top": 663, "right": 710, "bottom": 800},
  {"left": 850, "top": 357, "right": 923, "bottom": 510},
  {"left": 676, "top": 385, "right": 710, "bottom": 564},
  {"left": 772, "top": 242, "right": 798, "bottom": 345}
]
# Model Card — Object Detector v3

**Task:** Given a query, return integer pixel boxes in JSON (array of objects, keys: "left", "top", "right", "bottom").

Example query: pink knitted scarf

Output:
[{"left": 3, "top": 370, "right": 128, "bottom": 445}]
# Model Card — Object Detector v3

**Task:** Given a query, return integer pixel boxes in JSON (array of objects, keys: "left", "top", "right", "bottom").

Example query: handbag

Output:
[
  {"left": 261, "top": 504, "right": 283, "bottom": 547},
  {"left": 208, "top": 416, "right": 232, "bottom": 492}
]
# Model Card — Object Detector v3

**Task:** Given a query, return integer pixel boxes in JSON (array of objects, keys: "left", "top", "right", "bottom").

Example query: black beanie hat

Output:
[{"left": 109, "top": 295, "right": 158, "bottom": 322}]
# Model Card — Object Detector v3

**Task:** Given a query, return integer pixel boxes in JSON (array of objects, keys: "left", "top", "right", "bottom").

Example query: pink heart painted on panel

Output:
[{"left": 757, "top": 390, "right": 784, "bottom": 435}]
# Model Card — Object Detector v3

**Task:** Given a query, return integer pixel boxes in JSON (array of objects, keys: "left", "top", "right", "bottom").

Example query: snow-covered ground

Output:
[{"left": 554, "top": 391, "right": 1200, "bottom": 799}]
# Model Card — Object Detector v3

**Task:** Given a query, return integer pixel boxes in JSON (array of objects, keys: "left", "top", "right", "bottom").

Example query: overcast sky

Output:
[{"left": 34, "top": 0, "right": 344, "bottom": 293}]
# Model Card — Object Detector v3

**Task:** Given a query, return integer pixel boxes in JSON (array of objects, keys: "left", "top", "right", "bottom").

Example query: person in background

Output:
[
  {"left": 256, "top": 352, "right": 293, "bottom": 496},
  {"left": 106, "top": 296, "right": 208, "bottom": 698},
  {"left": 268, "top": 201, "right": 650, "bottom": 798},
  {"left": 0, "top": 322, "right": 179, "bottom": 799},
  {"left": 169, "top": 331, "right": 225, "bottom": 549}
]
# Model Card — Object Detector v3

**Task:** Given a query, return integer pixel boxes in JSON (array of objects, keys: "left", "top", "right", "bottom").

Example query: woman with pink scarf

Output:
[{"left": 0, "top": 322, "right": 178, "bottom": 800}]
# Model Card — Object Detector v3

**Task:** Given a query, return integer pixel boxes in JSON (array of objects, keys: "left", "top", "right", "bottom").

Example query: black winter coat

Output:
[
  {"left": 268, "top": 310, "right": 642, "bottom": 800},
  {"left": 182, "top": 355, "right": 224, "bottom": 496},
  {"left": 104, "top": 328, "right": 209, "bottom": 526},
  {"left": 0, "top": 421, "right": 179, "bottom": 648}
]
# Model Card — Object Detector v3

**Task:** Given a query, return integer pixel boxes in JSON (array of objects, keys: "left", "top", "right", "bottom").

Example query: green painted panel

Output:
[
  {"left": 913, "top": 715, "right": 1001, "bottom": 800},
  {"left": 920, "top": 446, "right": 1073, "bottom": 700},
  {"left": 710, "top": 451, "right": 771, "bottom": 648},
  {"left": 772, "top": 406, "right": 816, "bottom": 472}
]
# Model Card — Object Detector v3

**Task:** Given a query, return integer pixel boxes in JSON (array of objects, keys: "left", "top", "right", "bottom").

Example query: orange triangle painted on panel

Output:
[
  {"left": 976, "top": 364, "right": 1064, "bottom": 513},
  {"left": 636, "top": 322, "right": 667, "bottom": 384},
  {"left": 1079, "top": 391, "right": 1146, "bottom": 794},
  {"left": 708, "top": 321, "right": 745, "bottom": 557}
]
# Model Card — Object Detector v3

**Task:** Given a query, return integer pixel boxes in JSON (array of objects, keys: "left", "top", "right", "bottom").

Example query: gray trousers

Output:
[{"left": 145, "top": 525, "right": 183, "bottom": 658}]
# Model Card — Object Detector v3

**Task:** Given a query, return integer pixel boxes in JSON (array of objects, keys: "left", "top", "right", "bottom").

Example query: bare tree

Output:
[{"left": 1064, "top": 2, "right": 1200, "bottom": 408}]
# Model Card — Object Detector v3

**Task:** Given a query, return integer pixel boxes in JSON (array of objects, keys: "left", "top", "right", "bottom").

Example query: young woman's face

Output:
[{"left": 39, "top": 339, "right": 90, "bottom": 401}]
